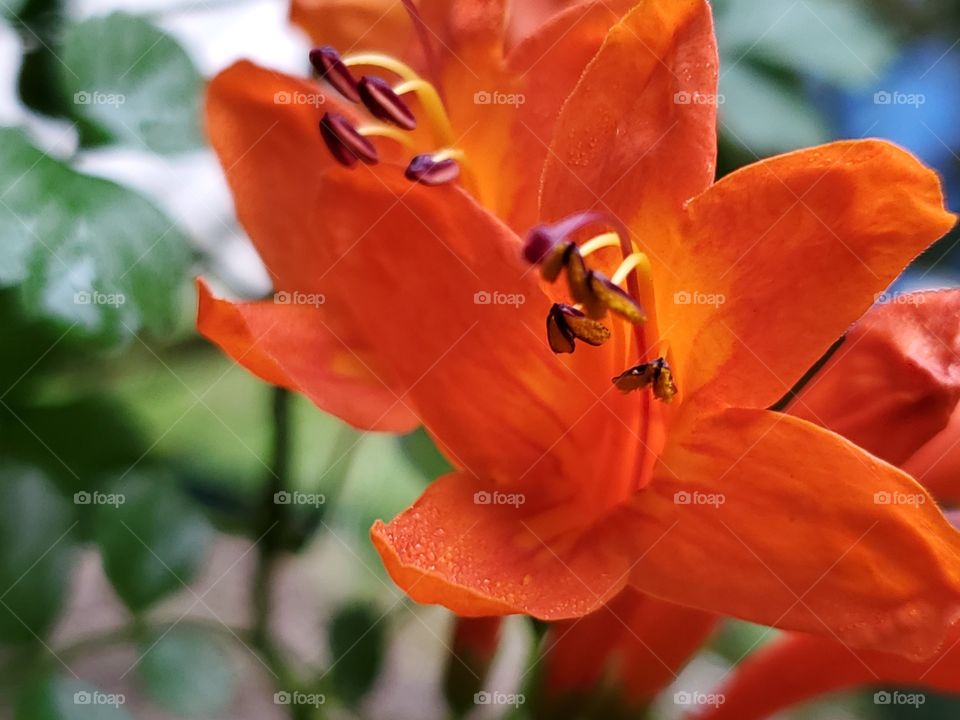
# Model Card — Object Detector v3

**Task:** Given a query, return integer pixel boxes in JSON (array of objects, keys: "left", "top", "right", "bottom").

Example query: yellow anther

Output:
[
  {"left": 345, "top": 53, "right": 456, "bottom": 147},
  {"left": 357, "top": 124, "right": 417, "bottom": 150}
]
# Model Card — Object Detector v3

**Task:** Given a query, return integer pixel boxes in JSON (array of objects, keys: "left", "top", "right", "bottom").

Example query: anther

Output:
[
  {"left": 613, "top": 358, "right": 677, "bottom": 402},
  {"left": 522, "top": 212, "right": 614, "bottom": 266},
  {"left": 405, "top": 152, "right": 460, "bottom": 185},
  {"left": 319, "top": 112, "right": 378, "bottom": 167},
  {"left": 309, "top": 46, "right": 361, "bottom": 103},
  {"left": 588, "top": 272, "right": 647, "bottom": 325},
  {"left": 547, "top": 304, "right": 611, "bottom": 354},
  {"left": 357, "top": 76, "right": 417, "bottom": 131}
]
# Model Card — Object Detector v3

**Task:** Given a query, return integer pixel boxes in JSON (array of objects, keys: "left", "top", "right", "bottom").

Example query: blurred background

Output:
[{"left": 0, "top": 0, "right": 958, "bottom": 718}]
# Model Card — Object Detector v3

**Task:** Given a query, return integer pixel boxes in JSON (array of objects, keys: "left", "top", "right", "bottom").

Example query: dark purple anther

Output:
[
  {"left": 523, "top": 225, "right": 556, "bottom": 265},
  {"left": 319, "top": 112, "right": 378, "bottom": 167},
  {"left": 309, "top": 46, "right": 361, "bottom": 103},
  {"left": 358, "top": 76, "right": 417, "bottom": 131},
  {"left": 405, "top": 154, "right": 460, "bottom": 185}
]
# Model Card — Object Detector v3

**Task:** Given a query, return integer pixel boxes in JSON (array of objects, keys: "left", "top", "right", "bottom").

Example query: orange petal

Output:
[
  {"left": 664, "top": 141, "right": 956, "bottom": 409},
  {"left": 310, "top": 166, "right": 642, "bottom": 511},
  {"left": 905, "top": 403, "right": 960, "bottom": 507},
  {"left": 196, "top": 278, "right": 417, "bottom": 432},
  {"left": 496, "top": 1, "right": 637, "bottom": 230},
  {"left": 693, "top": 629, "right": 960, "bottom": 720},
  {"left": 540, "top": 0, "right": 718, "bottom": 245},
  {"left": 289, "top": 0, "right": 416, "bottom": 61},
  {"left": 790, "top": 289, "right": 960, "bottom": 470},
  {"left": 206, "top": 60, "right": 405, "bottom": 292},
  {"left": 371, "top": 472, "right": 633, "bottom": 618},
  {"left": 544, "top": 588, "right": 716, "bottom": 707},
  {"left": 621, "top": 405, "right": 960, "bottom": 660}
]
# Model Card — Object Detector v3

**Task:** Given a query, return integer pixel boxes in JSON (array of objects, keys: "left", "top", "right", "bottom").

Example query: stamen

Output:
[
  {"left": 319, "top": 112, "right": 378, "bottom": 167},
  {"left": 588, "top": 272, "right": 646, "bottom": 325},
  {"left": 309, "top": 46, "right": 360, "bottom": 102},
  {"left": 344, "top": 52, "right": 455, "bottom": 146},
  {"left": 578, "top": 232, "right": 621, "bottom": 258},
  {"left": 405, "top": 152, "right": 461, "bottom": 185},
  {"left": 613, "top": 358, "right": 677, "bottom": 402},
  {"left": 546, "top": 304, "right": 611, "bottom": 354},
  {"left": 611, "top": 252, "right": 652, "bottom": 287},
  {"left": 358, "top": 124, "right": 416, "bottom": 150},
  {"left": 358, "top": 76, "right": 417, "bottom": 131}
]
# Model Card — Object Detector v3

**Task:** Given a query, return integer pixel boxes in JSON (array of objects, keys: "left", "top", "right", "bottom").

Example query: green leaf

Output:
[
  {"left": 16, "top": 676, "right": 131, "bottom": 720},
  {"left": 95, "top": 471, "right": 213, "bottom": 612},
  {"left": 12, "top": 0, "right": 71, "bottom": 118},
  {"left": 327, "top": 602, "right": 386, "bottom": 705},
  {"left": 716, "top": 0, "right": 895, "bottom": 87},
  {"left": 399, "top": 427, "right": 453, "bottom": 482},
  {"left": 0, "top": 127, "right": 190, "bottom": 347},
  {"left": 0, "top": 465, "right": 74, "bottom": 643},
  {"left": 58, "top": 12, "right": 204, "bottom": 153},
  {"left": 137, "top": 627, "right": 235, "bottom": 717},
  {"left": 719, "top": 64, "right": 829, "bottom": 154}
]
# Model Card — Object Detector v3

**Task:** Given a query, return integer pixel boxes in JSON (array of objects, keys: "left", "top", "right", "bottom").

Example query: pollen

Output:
[{"left": 613, "top": 358, "right": 677, "bottom": 402}]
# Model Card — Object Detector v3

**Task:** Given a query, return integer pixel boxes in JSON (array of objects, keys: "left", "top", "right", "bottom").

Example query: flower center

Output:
[
  {"left": 309, "top": 46, "right": 474, "bottom": 190},
  {"left": 523, "top": 212, "right": 677, "bottom": 402}
]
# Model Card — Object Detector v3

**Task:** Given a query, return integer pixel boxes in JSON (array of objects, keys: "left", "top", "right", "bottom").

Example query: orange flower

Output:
[
  {"left": 680, "top": 289, "right": 960, "bottom": 720},
  {"left": 197, "top": 0, "right": 960, "bottom": 661}
]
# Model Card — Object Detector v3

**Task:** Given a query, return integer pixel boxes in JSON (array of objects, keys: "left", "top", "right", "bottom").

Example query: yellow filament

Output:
[
  {"left": 345, "top": 53, "right": 456, "bottom": 147},
  {"left": 358, "top": 124, "right": 416, "bottom": 150},
  {"left": 578, "top": 232, "right": 621, "bottom": 257},
  {"left": 611, "top": 252, "right": 652, "bottom": 287}
]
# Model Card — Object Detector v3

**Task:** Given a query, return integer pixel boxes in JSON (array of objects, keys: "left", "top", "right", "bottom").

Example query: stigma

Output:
[{"left": 308, "top": 46, "right": 468, "bottom": 189}]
